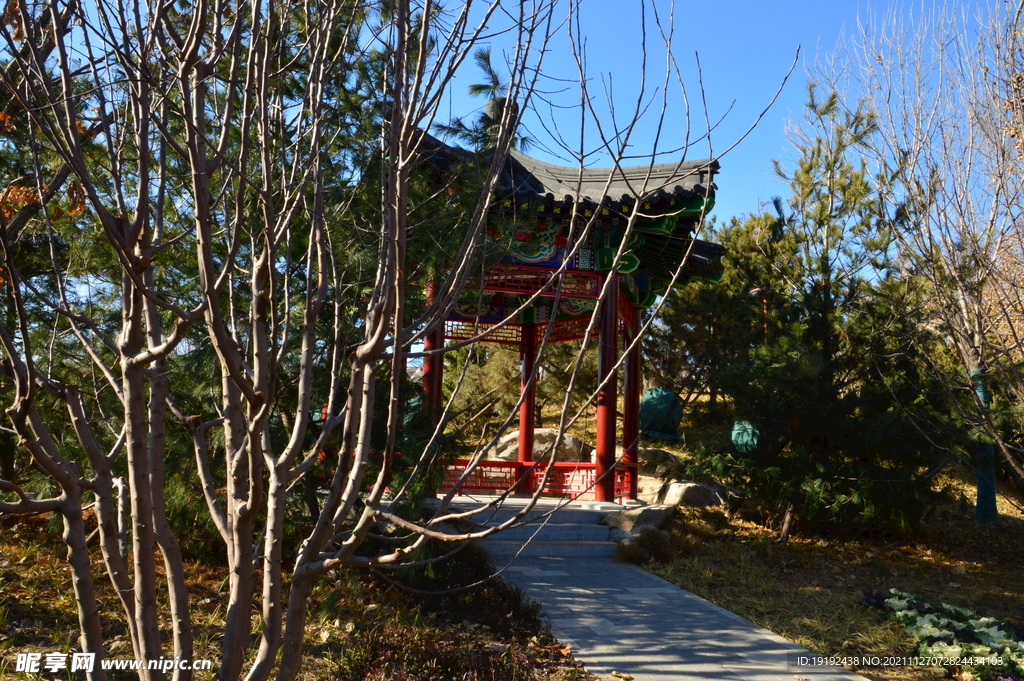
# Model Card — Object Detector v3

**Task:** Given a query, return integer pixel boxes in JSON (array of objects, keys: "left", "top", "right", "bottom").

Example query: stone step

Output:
[
  {"left": 424, "top": 496, "right": 625, "bottom": 560},
  {"left": 479, "top": 539, "right": 619, "bottom": 558},
  {"left": 484, "top": 522, "right": 610, "bottom": 543},
  {"left": 466, "top": 508, "right": 608, "bottom": 526},
  {"left": 429, "top": 498, "right": 621, "bottom": 527}
]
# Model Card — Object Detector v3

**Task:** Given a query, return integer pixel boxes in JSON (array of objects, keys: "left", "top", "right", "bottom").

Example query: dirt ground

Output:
[{"left": 651, "top": 472, "right": 1024, "bottom": 681}]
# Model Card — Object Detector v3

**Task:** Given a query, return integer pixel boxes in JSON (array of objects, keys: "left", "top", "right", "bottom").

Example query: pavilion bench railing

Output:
[{"left": 441, "top": 459, "right": 633, "bottom": 502}]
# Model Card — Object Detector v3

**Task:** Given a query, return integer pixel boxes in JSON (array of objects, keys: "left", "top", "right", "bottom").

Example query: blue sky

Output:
[{"left": 442, "top": 0, "right": 900, "bottom": 222}]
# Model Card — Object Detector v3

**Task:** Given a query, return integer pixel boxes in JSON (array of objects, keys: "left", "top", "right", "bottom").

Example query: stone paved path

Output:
[{"left": 498, "top": 554, "right": 867, "bottom": 681}]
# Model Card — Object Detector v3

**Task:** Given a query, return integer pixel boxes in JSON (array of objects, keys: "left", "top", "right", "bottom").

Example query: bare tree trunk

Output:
[
  {"left": 0, "top": 2, "right": 757, "bottom": 679},
  {"left": 777, "top": 502, "right": 796, "bottom": 544},
  {"left": 996, "top": 439, "right": 1024, "bottom": 492},
  {"left": 819, "top": 4, "right": 1024, "bottom": 506},
  {"left": 220, "top": 380, "right": 254, "bottom": 681},
  {"left": 62, "top": 496, "right": 110, "bottom": 681},
  {"left": 148, "top": 355, "right": 194, "bottom": 680},
  {"left": 122, "top": 295, "right": 166, "bottom": 680}
]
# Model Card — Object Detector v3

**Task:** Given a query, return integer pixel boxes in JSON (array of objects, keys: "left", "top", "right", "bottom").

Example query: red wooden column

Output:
[
  {"left": 622, "top": 303, "right": 641, "bottom": 500},
  {"left": 517, "top": 320, "right": 537, "bottom": 493},
  {"left": 422, "top": 281, "right": 444, "bottom": 423},
  {"left": 595, "top": 275, "right": 619, "bottom": 502}
]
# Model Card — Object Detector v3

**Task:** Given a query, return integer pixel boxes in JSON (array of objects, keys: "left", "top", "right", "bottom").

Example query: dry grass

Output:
[
  {"left": 0, "top": 518, "right": 596, "bottom": 681},
  {"left": 650, "top": 472, "right": 1024, "bottom": 681}
]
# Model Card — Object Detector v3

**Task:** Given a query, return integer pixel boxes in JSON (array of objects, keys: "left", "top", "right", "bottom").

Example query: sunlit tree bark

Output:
[
  {"left": 819, "top": 2, "right": 1024, "bottom": 515},
  {"left": 0, "top": 1, "right": 761, "bottom": 678}
]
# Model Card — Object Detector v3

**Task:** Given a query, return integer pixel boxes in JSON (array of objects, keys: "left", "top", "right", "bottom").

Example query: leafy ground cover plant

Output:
[{"left": 868, "top": 589, "right": 1024, "bottom": 681}]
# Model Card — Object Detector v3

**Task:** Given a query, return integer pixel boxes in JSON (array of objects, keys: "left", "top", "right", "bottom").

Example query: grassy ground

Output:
[
  {"left": 0, "top": 519, "right": 596, "bottom": 681},
  {"left": 647, "top": 472, "right": 1024, "bottom": 681}
]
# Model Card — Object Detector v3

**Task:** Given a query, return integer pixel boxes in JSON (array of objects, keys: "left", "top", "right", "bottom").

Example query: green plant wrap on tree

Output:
[
  {"left": 639, "top": 387, "right": 683, "bottom": 441},
  {"left": 731, "top": 420, "right": 761, "bottom": 455},
  {"left": 971, "top": 367, "right": 999, "bottom": 525}
]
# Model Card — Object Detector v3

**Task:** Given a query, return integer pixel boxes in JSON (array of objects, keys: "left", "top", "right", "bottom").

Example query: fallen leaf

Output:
[{"left": 611, "top": 673, "right": 634, "bottom": 680}]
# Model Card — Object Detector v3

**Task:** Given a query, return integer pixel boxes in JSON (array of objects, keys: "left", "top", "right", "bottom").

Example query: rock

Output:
[
  {"left": 601, "top": 505, "right": 675, "bottom": 533},
  {"left": 659, "top": 481, "right": 722, "bottom": 507},
  {"left": 637, "top": 447, "right": 675, "bottom": 474},
  {"left": 430, "top": 520, "right": 464, "bottom": 537},
  {"left": 608, "top": 526, "right": 627, "bottom": 541},
  {"left": 634, "top": 473, "right": 664, "bottom": 504},
  {"left": 616, "top": 527, "right": 674, "bottom": 564},
  {"left": 485, "top": 428, "right": 595, "bottom": 462}
]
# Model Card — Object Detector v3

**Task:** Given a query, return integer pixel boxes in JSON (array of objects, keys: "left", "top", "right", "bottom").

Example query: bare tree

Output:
[
  {"left": 0, "top": 0, "right": 750, "bottom": 679},
  {"left": 818, "top": 2, "right": 1024, "bottom": 511}
]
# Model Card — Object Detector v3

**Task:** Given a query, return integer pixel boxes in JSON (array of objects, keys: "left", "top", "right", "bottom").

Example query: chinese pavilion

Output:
[{"left": 425, "top": 145, "right": 724, "bottom": 503}]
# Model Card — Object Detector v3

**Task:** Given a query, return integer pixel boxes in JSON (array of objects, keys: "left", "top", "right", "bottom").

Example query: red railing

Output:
[
  {"left": 441, "top": 459, "right": 633, "bottom": 502},
  {"left": 479, "top": 264, "right": 602, "bottom": 300},
  {"left": 442, "top": 459, "right": 520, "bottom": 492},
  {"left": 445, "top": 316, "right": 596, "bottom": 346}
]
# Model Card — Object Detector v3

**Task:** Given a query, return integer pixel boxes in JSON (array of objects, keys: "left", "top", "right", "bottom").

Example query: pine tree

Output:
[{"left": 657, "top": 88, "right": 961, "bottom": 535}]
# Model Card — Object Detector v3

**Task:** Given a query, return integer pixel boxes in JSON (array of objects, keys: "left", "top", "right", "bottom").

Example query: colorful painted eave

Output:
[
  {"left": 492, "top": 149, "right": 724, "bottom": 291},
  {"left": 414, "top": 132, "right": 725, "bottom": 315}
]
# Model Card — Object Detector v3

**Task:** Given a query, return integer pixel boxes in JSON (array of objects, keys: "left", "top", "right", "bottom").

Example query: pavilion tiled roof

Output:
[
  {"left": 500, "top": 149, "right": 718, "bottom": 214},
  {"left": 415, "top": 132, "right": 725, "bottom": 311}
]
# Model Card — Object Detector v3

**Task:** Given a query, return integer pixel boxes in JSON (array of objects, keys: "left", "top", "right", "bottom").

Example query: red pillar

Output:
[
  {"left": 622, "top": 303, "right": 641, "bottom": 500},
  {"left": 595, "top": 275, "right": 619, "bottom": 502},
  {"left": 422, "top": 281, "right": 444, "bottom": 423},
  {"left": 517, "top": 321, "right": 537, "bottom": 494}
]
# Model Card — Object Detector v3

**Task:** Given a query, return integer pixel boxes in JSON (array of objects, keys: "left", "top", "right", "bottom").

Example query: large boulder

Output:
[
  {"left": 617, "top": 527, "right": 675, "bottom": 564},
  {"left": 601, "top": 504, "right": 675, "bottom": 534},
  {"left": 485, "top": 428, "right": 595, "bottom": 463},
  {"left": 637, "top": 447, "right": 675, "bottom": 474},
  {"left": 659, "top": 481, "right": 722, "bottom": 507}
]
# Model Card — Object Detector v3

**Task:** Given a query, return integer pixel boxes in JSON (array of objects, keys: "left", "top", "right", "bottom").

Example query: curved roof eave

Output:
[{"left": 503, "top": 148, "right": 719, "bottom": 206}]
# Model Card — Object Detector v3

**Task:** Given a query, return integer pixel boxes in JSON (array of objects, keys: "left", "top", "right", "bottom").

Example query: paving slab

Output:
[{"left": 494, "top": 554, "right": 870, "bottom": 681}]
